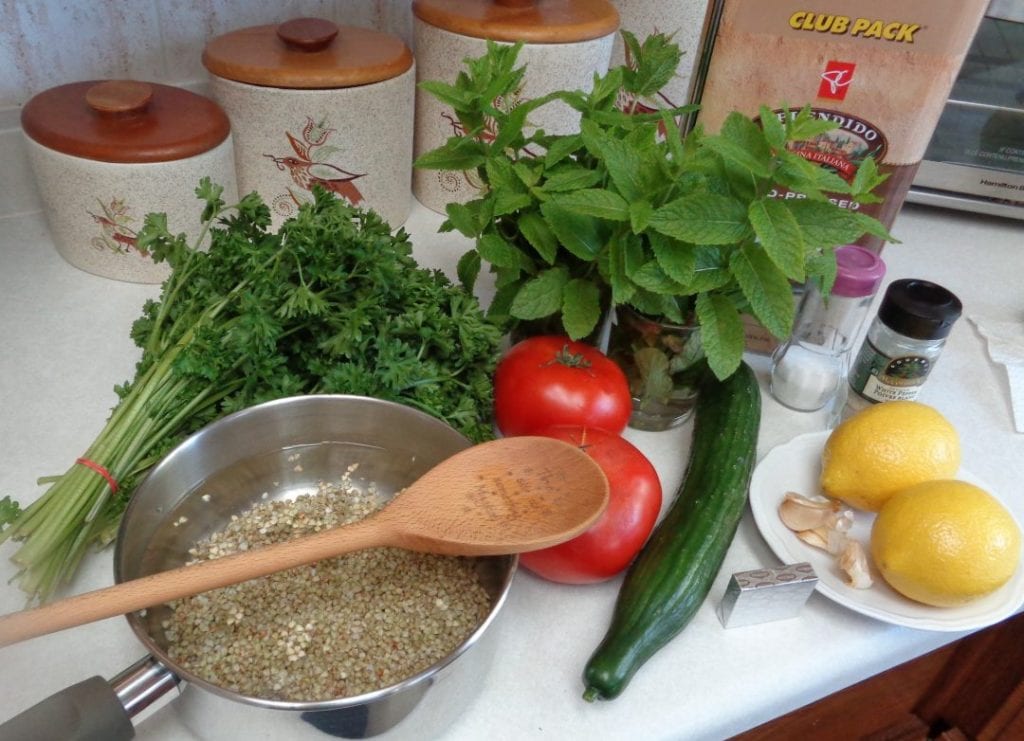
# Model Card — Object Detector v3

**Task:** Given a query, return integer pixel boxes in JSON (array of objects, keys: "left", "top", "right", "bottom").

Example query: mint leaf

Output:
[
  {"left": 539, "top": 202, "right": 604, "bottom": 261},
  {"left": 649, "top": 232, "right": 696, "bottom": 285},
  {"left": 562, "top": 279, "right": 602, "bottom": 339},
  {"left": 456, "top": 249, "right": 481, "bottom": 291},
  {"left": 541, "top": 166, "right": 603, "bottom": 193},
  {"left": 511, "top": 267, "right": 569, "bottom": 319},
  {"left": 513, "top": 161, "right": 541, "bottom": 189},
  {"left": 492, "top": 190, "right": 533, "bottom": 217},
  {"left": 550, "top": 189, "right": 630, "bottom": 222},
  {"left": 632, "top": 261, "right": 687, "bottom": 295},
  {"left": 776, "top": 151, "right": 852, "bottom": 196},
  {"left": 629, "top": 200, "right": 655, "bottom": 234},
  {"left": 785, "top": 105, "right": 839, "bottom": 141},
  {"left": 759, "top": 105, "right": 787, "bottom": 150},
  {"left": 414, "top": 138, "right": 488, "bottom": 171},
  {"left": 649, "top": 193, "right": 751, "bottom": 245},
  {"left": 585, "top": 127, "right": 646, "bottom": 202},
  {"left": 633, "top": 347, "right": 675, "bottom": 404},
  {"left": 850, "top": 155, "right": 889, "bottom": 197},
  {"left": 851, "top": 212, "right": 899, "bottom": 243},
  {"left": 590, "top": 66, "right": 624, "bottom": 107},
  {"left": 729, "top": 243, "right": 795, "bottom": 339},
  {"left": 486, "top": 157, "right": 525, "bottom": 193},
  {"left": 607, "top": 235, "right": 637, "bottom": 304},
  {"left": 787, "top": 200, "right": 866, "bottom": 247},
  {"left": 621, "top": 31, "right": 683, "bottom": 99},
  {"left": 748, "top": 198, "right": 806, "bottom": 281},
  {"left": 544, "top": 135, "right": 582, "bottom": 167},
  {"left": 806, "top": 249, "right": 839, "bottom": 295},
  {"left": 705, "top": 112, "right": 772, "bottom": 178},
  {"left": 445, "top": 202, "right": 481, "bottom": 238},
  {"left": 477, "top": 233, "right": 522, "bottom": 269},
  {"left": 696, "top": 292, "right": 745, "bottom": 380},
  {"left": 417, "top": 80, "right": 474, "bottom": 109},
  {"left": 518, "top": 211, "right": 559, "bottom": 264},
  {"left": 488, "top": 281, "right": 521, "bottom": 322}
]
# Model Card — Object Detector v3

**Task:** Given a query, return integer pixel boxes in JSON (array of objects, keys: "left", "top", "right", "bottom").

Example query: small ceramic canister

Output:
[
  {"left": 20, "top": 80, "right": 237, "bottom": 283},
  {"left": 412, "top": 0, "right": 620, "bottom": 213},
  {"left": 203, "top": 17, "right": 415, "bottom": 229}
]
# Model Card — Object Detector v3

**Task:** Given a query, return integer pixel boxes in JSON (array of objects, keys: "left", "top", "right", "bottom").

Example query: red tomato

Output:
[
  {"left": 493, "top": 336, "right": 632, "bottom": 436},
  {"left": 519, "top": 426, "right": 662, "bottom": 584}
]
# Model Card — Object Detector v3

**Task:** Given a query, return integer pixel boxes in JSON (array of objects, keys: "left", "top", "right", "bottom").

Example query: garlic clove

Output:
[
  {"left": 826, "top": 509, "right": 855, "bottom": 533},
  {"left": 824, "top": 527, "right": 852, "bottom": 556},
  {"left": 796, "top": 527, "right": 830, "bottom": 550},
  {"left": 838, "top": 540, "right": 873, "bottom": 589},
  {"left": 778, "top": 492, "right": 842, "bottom": 532}
]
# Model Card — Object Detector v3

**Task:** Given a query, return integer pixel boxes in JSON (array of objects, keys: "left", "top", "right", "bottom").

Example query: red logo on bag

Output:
[{"left": 818, "top": 61, "right": 856, "bottom": 101}]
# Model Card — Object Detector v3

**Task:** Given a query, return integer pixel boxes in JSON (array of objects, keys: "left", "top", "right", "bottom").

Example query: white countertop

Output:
[{"left": 1, "top": 199, "right": 1022, "bottom": 740}]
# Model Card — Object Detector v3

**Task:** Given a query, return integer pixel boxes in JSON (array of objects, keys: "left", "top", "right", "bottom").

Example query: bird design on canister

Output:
[{"left": 264, "top": 116, "right": 365, "bottom": 216}]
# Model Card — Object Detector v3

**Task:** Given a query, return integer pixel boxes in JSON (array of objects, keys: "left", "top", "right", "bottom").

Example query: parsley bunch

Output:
[
  {"left": 415, "top": 34, "right": 894, "bottom": 379},
  {"left": 1, "top": 182, "right": 501, "bottom": 602}
]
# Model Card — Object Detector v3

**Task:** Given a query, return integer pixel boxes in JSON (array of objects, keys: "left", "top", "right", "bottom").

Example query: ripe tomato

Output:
[
  {"left": 519, "top": 426, "right": 662, "bottom": 584},
  {"left": 493, "top": 336, "right": 632, "bottom": 436}
]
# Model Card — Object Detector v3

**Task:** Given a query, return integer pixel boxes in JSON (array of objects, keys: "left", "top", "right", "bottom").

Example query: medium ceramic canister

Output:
[
  {"left": 203, "top": 17, "right": 415, "bottom": 229},
  {"left": 20, "top": 80, "right": 237, "bottom": 283},
  {"left": 412, "top": 0, "right": 620, "bottom": 213}
]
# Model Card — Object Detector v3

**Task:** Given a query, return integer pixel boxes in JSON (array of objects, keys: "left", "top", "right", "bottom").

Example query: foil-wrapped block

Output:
[{"left": 717, "top": 563, "right": 818, "bottom": 628}]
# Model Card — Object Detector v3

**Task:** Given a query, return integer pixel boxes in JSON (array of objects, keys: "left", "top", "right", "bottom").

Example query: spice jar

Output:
[
  {"left": 412, "top": 0, "right": 620, "bottom": 213},
  {"left": 770, "top": 245, "right": 886, "bottom": 412},
  {"left": 203, "top": 17, "right": 415, "bottom": 228},
  {"left": 21, "top": 80, "right": 237, "bottom": 283},
  {"left": 846, "top": 279, "right": 963, "bottom": 413}
]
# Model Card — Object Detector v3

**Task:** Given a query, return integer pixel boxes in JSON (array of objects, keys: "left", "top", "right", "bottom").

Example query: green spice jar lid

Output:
[
  {"left": 21, "top": 80, "right": 231, "bottom": 163},
  {"left": 412, "top": 0, "right": 620, "bottom": 43},
  {"left": 202, "top": 17, "right": 414, "bottom": 89}
]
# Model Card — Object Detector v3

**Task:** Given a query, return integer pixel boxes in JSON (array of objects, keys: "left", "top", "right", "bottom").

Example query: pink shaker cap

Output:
[{"left": 832, "top": 245, "right": 886, "bottom": 297}]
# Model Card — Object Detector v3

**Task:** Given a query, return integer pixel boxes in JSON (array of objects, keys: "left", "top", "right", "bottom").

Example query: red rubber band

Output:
[{"left": 75, "top": 457, "right": 119, "bottom": 494}]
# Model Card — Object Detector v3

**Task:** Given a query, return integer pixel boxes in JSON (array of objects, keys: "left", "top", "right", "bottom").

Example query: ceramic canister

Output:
[
  {"left": 203, "top": 17, "right": 415, "bottom": 229},
  {"left": 412, "top": 0, "right": 620, "bottom": 213},
  {"left": 20, "top": 80, "right": 237, "bottom": 284}
]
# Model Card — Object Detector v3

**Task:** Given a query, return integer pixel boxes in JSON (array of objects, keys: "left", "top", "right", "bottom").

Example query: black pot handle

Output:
[{"left": 0, "top": 675, "right": 134, "bottom": 741}]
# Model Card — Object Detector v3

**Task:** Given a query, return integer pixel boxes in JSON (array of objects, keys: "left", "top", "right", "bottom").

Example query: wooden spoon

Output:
[{"left": 0, "top": 436, "right": 608, "bottom": 648}]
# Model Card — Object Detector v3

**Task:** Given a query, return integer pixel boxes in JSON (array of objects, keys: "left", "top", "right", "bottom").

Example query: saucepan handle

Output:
[{"left": 0, "top": 655, "right": 182, "bottom": 741}]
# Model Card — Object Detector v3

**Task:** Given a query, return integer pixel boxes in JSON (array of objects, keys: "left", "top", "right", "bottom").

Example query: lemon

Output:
[
  {"left": 820, "top": 400, "right": 960, "bottom": 511},
  {"left": 870, "top": 480, "right": 1021, "bottom": 607}
]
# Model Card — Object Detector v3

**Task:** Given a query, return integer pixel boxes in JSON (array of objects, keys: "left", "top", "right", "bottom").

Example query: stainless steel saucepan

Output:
[{"left": 0, "top": 395, "right": 517, "bottom": 741}]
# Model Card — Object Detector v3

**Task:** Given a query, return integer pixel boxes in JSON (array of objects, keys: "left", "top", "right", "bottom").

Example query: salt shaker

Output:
[
  {"left": 845, "top": 279, "right": 963, "bottom": 414},
  {"left": 770, "top": 245, "right": 886, "bottom": 412}
]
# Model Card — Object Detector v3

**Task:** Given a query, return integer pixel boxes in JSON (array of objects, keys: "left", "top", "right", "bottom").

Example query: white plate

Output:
[{"left": 749, "top": 431, "right": 1024, "bottom": 632}]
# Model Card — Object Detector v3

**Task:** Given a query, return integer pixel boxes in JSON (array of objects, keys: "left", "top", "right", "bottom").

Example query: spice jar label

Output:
[{"left": 849, "top": 343, "right": 932, "bottom": 402}]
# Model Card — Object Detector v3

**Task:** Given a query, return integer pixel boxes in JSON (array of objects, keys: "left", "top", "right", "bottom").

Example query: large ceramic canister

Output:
[
  {"left": 20, "top": 80, "right": 237, "bottom": 283},
  {"left": 203, "top": 17, "right": 415, "bottom": 229},
  {"left": 412, "top": 0, "right": 620, "bottom": 213}
]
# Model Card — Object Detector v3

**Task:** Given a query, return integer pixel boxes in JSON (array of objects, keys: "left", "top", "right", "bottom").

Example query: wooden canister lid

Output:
[
  {"left": 202, "top": 17, "right": 413, "bottom": 89},
  {"left": 21, "top": 80, "right": 231, "bottom": 163},
  {"left": 412, "top": 0, "right": 619, "bottom": 43}
]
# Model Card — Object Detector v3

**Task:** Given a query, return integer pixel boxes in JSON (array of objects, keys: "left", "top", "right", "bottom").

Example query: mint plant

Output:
[{"left": 415, "top": 33, "right": 894, "bottom": 380}]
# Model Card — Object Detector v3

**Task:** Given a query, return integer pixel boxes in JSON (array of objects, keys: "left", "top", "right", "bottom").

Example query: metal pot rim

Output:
[{"left": 113, "top": 393, "right": 518, "bottom": 712}]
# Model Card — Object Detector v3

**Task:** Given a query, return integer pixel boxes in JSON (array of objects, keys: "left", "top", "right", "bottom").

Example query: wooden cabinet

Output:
[{"left": 734, "top": 612, "right": 1024, "bottom": 740}]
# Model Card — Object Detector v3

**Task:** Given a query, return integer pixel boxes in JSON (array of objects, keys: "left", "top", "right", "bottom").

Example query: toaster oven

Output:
[{"left": 908, "top": 1, "right": 1024, "bottom": 219}]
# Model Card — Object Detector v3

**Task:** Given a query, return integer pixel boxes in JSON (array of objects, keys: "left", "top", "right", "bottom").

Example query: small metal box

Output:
[{"left": 717, "top": 563, "right": 818, "bottom": 629}]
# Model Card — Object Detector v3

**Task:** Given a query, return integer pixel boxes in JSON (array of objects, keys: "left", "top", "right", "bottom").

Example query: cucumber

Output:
[{"left": 582, "top": 361, "right": 761, "bottom": 701}]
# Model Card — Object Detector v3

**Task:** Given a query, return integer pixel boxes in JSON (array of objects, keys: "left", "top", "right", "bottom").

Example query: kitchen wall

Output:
[{"left": 0, "top": 0, "right": 413, "bottom": 218}]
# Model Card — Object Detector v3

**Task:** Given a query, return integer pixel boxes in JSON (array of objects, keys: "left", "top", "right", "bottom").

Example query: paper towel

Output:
[{"left": 970, "top": 315, "right": 1024, "bottom": 433}]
